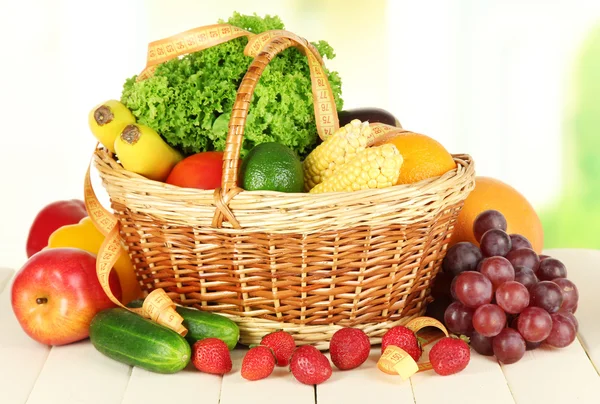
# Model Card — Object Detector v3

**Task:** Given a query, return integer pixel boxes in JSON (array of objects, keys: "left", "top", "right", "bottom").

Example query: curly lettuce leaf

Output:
[{"left": 121, "top": 13, "right": 343, "bottom": 159}]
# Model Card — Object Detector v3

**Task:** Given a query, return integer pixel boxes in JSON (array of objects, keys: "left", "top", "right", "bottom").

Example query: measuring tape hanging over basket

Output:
[
  {"left": 84, "top": 165, "right": 187, "bottom": 335},
  {"left": 84, "top": 23, "right": 408, "bottom": 333},
  {"left": 138, "top": 24, "right": 339, "bottom": 139}
]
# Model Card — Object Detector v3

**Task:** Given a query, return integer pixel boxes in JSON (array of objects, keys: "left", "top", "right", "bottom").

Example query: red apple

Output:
[
  {"left": 11, "top": 248, "right": 121, "bottom": 346},
  {"left": 26, "top": 199, "right": 88, "bottom": 258}
]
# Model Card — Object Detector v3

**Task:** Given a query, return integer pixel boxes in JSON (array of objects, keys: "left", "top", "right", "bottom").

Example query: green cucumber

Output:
[
  {"left": 89, "top": 308, "right": 191, "bottom": 374},
  {"left": 128, "top": 299, "right": 240, "bottom": 350}
]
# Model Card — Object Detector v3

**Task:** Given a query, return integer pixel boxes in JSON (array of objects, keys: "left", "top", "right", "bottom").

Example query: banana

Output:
[
  {"left": 88, "top": 100, "right": 136, "bottom": 153},
  {"left": 114, "top": 123, "right": 183, "bottom": 182}
]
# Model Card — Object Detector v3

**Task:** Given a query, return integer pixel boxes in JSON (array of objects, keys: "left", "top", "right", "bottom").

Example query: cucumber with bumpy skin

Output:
[
  {"left": 89, "top": 308, "right": 190, "bottom": 374},
  {"left": 128, "top": 299, "right": 240, "bottom": 350}
]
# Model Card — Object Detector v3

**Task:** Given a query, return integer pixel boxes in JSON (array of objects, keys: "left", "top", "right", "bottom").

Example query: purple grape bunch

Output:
[{"left": 428, "top": 209, "right": 579, "bottom": 365}]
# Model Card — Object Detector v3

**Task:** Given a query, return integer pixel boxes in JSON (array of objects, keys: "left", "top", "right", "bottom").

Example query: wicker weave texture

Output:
[{"left": 94, "top": 149, "right": 474, "bottom": 329}]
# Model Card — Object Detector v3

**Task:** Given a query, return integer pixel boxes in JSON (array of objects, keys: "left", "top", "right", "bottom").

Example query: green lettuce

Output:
[{"left": 120, "top": 12, "right": 343, "bottom": 158}]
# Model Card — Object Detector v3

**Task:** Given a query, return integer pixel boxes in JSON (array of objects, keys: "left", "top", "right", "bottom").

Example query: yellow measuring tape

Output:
[
  {"left": 377, "top": 316, "right": 449, "bottom": 378},
  {"left": 245, "top": 29, "right": 338, "bottom": 138},
  {"left": 369, "top": 122, "right": 410, "bottom": 146},
  {"left": 137, "top": 24, "right": 252, "bottom": 81},
  {"left": 84, "top": 164, "right": 186, "bottom": 336},
  {"left": 136, "top": 23, "right": 339, "bottom": 140}
]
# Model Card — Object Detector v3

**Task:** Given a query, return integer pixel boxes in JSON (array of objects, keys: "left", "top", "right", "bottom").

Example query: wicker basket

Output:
[{"left": 93, "top": 35, "right": 476, "bottom": 349}]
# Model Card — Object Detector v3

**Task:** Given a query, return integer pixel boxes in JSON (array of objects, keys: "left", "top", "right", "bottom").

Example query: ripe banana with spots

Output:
[
  {"left": 88, "top": 100, "right": 136, "bottom": 153},
  {"left": 114, "top": 123, "right": 183, "bottom": 182}
]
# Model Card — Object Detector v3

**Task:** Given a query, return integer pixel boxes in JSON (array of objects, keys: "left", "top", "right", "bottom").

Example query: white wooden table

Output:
[{"left": 1, "top": 248, "right": 599, "bottom": 404}]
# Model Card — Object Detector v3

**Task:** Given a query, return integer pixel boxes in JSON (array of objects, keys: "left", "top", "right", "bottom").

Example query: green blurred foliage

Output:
[{"left": 541, "top": 24, "right": 600, "bottom": 249}]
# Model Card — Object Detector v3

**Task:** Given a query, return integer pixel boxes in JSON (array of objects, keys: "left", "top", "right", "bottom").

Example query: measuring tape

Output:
[
  {"left": 84, "top": 163, "right": 187, "bottom": 336},
  {"left": 244, "top": 29, "right": 338, "bottom": 139},
  {"left": 136, "top": 24, "right": 339, "bottom": 140},
  {"left": 137, "top": 24, "right": 253, "bottom": 81},
  {"left": 377, "top": 316, "right": 449, "bottom": 377},
  {"left": 369, "top": 122, "right": 411, "bottom": 146}
]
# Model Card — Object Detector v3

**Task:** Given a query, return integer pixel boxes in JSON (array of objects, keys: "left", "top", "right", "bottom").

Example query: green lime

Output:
[{"left": 240, "top": 142, "right": 304, "bottom": 193}]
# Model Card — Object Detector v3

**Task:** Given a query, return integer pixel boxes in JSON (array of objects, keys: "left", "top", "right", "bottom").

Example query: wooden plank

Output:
[
  {"left": 411, "top": 339, "right": 515, "bottom": 404},
  {"left": 121, "top": 363, "right": 222, "bottom": 404},
  {"left": 26, "top": 341, "right": 131, "bottom": 404},
  {"left": 220, "top": 348, "right": 314, "bottom": 404},
  {"left": 500, "top": 339, "right": 600, "bottom": 403},
  {"left": 545, "top": 248, "right": 600, "bottom": 374},
  {"left": 0, "top": 267, "right": 14, "bottom": 293},
  {"left": 316, "top": 349, "right": 415, "bottom": 404},
  {"left": 0, "top": 273, "right": 51, "bottom": 404}
]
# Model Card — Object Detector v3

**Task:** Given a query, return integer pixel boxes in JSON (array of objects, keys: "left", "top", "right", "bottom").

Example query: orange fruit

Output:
[
  {"left": 449, "top": 176, "right": 544, "bottom": 253},
  {"left": 380, "top": 132, "right": 456, "bottom": 184}
]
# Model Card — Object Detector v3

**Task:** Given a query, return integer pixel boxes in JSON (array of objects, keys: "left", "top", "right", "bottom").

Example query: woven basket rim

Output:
[
  {"left": 93, "top": 147, "right": 476, "bottom": 233},
  {"left": 93, "top": 147, "right": 475, "bottom": 201}
]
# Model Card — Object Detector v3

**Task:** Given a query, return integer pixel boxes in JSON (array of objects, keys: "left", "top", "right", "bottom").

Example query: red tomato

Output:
[{"left": 166, "top": 151, "right": 232, "bottom": 190}]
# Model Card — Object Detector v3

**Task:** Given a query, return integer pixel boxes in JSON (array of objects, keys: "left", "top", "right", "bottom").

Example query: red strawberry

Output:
[
  {"left": 260, "top": 330, "right": 296, "bottom": 366},
  {"left": 381, "top": 326, "right": 422, "bottom": 362},
  {"left": 329, "top": 327, "right": 370, "bottom": 370},
  {"left": 191, "top": 338, "right": 232, "bottom": 375},
  {"left": 241, "top": 346, "right": 276, "bottom": 381},
  {"left": 429, "top": 336, "right": 470, "bottom": 376},
  {"left": 290, "top": 345, "right": 332, "bottom": 385}
]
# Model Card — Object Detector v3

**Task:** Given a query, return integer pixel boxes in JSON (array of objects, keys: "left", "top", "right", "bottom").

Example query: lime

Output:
[{"left": 240, "top": 142, "right": 304, "bottom": 193}]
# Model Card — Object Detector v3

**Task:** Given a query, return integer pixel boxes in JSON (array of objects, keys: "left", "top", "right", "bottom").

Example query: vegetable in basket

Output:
[
  {"left": 309, "top": 143, "right": 403, "bottom": 193},
  {"left": 120, "top": 12, "right": 344, "bottom": 159},
  {"left": 166, "top": 151, "right": 233, "bottom": 190},
  {"left": 338, "top": 107, "right": 402, "bottom": 128},
  {"left": 303, "top": 119, "right": 375, "bottom": 191}
]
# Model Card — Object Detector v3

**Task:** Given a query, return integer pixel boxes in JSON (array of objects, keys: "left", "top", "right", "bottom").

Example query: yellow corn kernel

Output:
[
  {"left": 302, "top": 119, "right": 374, "bottom": 190},
  {"left": 309, "top": 144, "right": 403, "bottom": 193}
]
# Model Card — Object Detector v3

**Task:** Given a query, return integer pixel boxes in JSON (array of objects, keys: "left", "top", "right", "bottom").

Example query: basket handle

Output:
[{"left": 212, "top": 33, "right": 339, "bottom": 228}]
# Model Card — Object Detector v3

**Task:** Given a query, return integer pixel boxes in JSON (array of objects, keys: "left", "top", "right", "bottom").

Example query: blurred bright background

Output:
[{"left": 1, "top": 0, "right": 599, "bottom": 269}]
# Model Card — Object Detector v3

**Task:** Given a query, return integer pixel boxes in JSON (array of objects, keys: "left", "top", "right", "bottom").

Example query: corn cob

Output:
[
  {"left": 303, "top": 119, "right": 374, "bottom": 191},
  {"left": 309, "top": 144, "right": 403, "bottom": 193}
]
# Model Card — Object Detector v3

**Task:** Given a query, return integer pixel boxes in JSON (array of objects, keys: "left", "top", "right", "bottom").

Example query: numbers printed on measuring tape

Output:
[
  {"left": 138, "top": 25, "right": 340, "bottom": 139},
  {"left": 84, "top": 163, "right": 187, "bottom": 336},
  {"left": 139, "top": 24, "right": 253, "bottom": 80}
]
